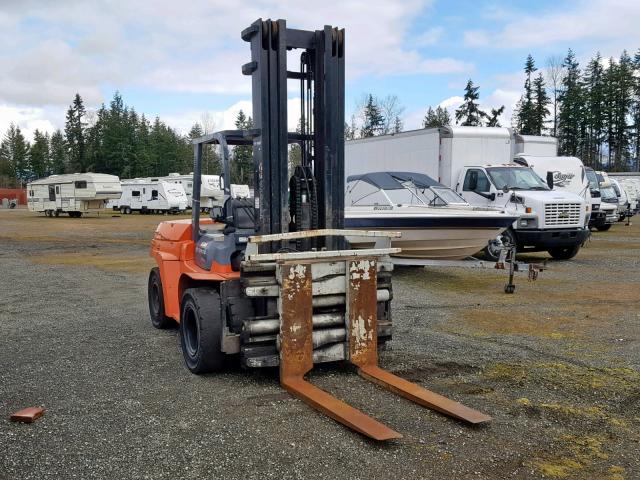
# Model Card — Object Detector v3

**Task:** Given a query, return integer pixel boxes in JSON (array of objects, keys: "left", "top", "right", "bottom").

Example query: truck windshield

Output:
[
  {"left": 585, "top": 169, "right": 600, "bottom": 192},
  {"left": 600, "top": 186, "right": 617, "bottom": 202},
  {"left": 486, "top": 167, "right": 549, "bottom": 191}
]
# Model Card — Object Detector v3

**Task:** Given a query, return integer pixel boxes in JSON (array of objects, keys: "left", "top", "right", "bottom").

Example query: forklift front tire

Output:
[
  {"left": 180, "top": 288, "right": 224, "bottom": 374},
  {"left": 148, "top": 267, "right": 173, "bottom": 329}
]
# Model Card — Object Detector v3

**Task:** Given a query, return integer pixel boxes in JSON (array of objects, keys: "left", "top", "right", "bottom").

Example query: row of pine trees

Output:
[
  {"left": 3, "top": 46, "right": 640, "bottom": 187},
  {"left": 0, "top": 93, "right": 254, "bottom": 187}
]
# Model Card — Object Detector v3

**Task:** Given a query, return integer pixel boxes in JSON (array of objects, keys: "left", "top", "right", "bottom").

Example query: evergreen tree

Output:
[
  {"left": 49, "top": 130, "right": 68, "bottom": 174},
  {"left": 583, "top": 53, "right": 606, "bottom": 167},
  {"left": 455, "top": 80, "right": 486, "bottom": 126},
  {"left": 423, "top": 106, "right": 451, "bottom": 128},
  {"left": 30, "top": 129, "right": 50, "bottom": 178},
  {"left": 486, "top": 106, "right": 505, "bottom": 127},
  {"left": 232, "top": 110, "right": 253, "bottom": 186},
  {"left": 516, "top": 54, "right": 538, "bottom": 134},
  {"left": 532, "top": 73, "right": 550, "bottom": 135},
  {"left": 65, "top": 93, "right": 87, "bottom": 172},
  {"left": 557, "top": 49, "right": 584, "bottom": 157},
  {"left": 0, "top": 124, "right": 30, "bottom": 183},
  {"left": 611, "top": 51, "right": 634, "bottom": 170},
  {"left": 632, "top": 50, "right": 640, "bottom": 171},
  {"left": 360, "top": 95, "right": 385, "bottom": 137}
]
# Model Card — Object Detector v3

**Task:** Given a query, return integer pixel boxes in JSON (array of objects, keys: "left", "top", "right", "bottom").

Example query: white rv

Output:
[
  {"left": 161, "top": 173, "right": 225, "bottom": 211},
  {"left": 346, "top": 127, "right": 589, "bottom": 260},
  {"left": 107, "top": 179, "right": 187, "bottom": 214},
  {"left": 595, "top": 172, "right": 619, "bottom": 229},
  {"left": 27, "top": 173, "right": 122, "bottom": 217}
]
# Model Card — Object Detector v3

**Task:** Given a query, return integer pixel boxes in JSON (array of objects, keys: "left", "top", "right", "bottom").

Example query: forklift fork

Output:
[{"left": 278, "top": 259, "right": 491, "bottom": 441}]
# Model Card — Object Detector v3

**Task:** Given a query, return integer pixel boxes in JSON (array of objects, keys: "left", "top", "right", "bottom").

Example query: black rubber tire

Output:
[
  {"left": 54, "top": 210, "right": 60, "bottom": 217},
  {"left": 483, "top": 228, "right": 517, "bottom": 262},
  {"left": 596, "top": 224, "right": 612, "bottom": 231},
  {"left": 180, "top": 287, "right": 224, "bottom": 374},
  {"left": 548, "top": 245, "right": 581, "bottom": 260},
  {"left": 148, "top": 267, "right": 173, "bottom": 329}
]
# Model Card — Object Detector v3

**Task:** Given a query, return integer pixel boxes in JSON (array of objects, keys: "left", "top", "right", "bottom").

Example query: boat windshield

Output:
[
  {"left": 486, "top": 167, "right": 550, "bottom": 191},
  {"left": 346, "top": 179, "right": 468, "bottom": 207}
]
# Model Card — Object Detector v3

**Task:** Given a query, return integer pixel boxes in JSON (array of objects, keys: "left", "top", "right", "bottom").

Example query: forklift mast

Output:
[{"left": 242, "top": 18, "right": 345, "bottom": 241}]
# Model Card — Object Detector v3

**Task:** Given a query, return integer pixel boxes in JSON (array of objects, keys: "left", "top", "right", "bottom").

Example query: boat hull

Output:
[{"left": 345, "top": 213, "right": 518, "bottom": 260}]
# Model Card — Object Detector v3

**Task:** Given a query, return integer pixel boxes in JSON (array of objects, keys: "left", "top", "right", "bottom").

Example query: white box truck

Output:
[{"left": 346, "top": 127, "right": 589, "bottom": 260}]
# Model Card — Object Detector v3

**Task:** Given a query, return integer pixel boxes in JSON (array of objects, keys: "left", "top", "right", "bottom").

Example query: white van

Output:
[{"left": 108, "top": 179, "right": 187, "bottom": 214}]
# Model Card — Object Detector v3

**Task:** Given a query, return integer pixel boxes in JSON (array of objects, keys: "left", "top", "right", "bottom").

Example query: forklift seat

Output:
[{"left": 223, "top": 197, "right": 256, "bottom": 230}]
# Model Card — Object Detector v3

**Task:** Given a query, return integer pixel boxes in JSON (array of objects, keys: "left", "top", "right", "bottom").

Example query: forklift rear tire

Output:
[
  {"left": 548, "top": 245, "right": 581, "bottom": 260},
  {"left": 148, "top": 267, "right": 173, "bottom": 329},
  {"left": 180, "top": 288, "right": 224, "bottom": 373}
]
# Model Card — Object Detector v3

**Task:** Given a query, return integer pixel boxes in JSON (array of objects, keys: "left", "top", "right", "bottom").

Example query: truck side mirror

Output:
[
  {"left": 488, "top": 192, "right": 496, "bottom": 201},
  {"left": 546, "top": 172, "right": 554, "bottom": 189}
]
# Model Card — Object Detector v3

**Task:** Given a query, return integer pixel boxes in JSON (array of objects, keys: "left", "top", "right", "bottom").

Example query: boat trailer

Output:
[{"left": 392, "top": 245, "right": 546, "bottom": 294}]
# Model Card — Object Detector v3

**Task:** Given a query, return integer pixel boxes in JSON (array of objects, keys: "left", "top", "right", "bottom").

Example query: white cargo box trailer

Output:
[{"left": 27, "top": 173, "right": 122, "bottom": 217}]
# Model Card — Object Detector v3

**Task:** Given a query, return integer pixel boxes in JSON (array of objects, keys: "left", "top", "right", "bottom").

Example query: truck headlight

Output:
[{"left": 519, "top": 217, "right": 537, "bottom": 228}]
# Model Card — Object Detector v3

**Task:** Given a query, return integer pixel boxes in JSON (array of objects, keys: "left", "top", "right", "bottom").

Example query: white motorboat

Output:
[{"left": 344, "top": 172, "right": 519, "bottom": 259}]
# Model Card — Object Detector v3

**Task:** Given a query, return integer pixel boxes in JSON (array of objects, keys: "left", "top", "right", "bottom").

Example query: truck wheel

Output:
[
  {"left": 548, "top": 245, "right": 581, "bottom": 260},
  {"left": 596, "top": 224, "right": 612, "bottom": 231},
  {"left": 180, "top": 287, "right": 224, "bottom": 373},
  {"left": 148, "top": 267, "right": 173, "bottom": 329},
  {"left": 483, "top": 228, "right": 516, "bottom": 262},
  {"left": 54, "top": 210, "right": 60, "bottom": 217}
]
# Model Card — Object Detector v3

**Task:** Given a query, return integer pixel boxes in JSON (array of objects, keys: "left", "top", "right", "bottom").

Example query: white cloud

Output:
[
  {"left": 0, "top": 105, "right": 62, "bottom": 141},
  {"left": 464, "top": 0, "right": 640, "bottom": 50},
  {"left": 0, "top": 0, "right": 471, "bottom": 108},
  {"left": 415, "top": 27, "right": 444, "bottom": 46}
]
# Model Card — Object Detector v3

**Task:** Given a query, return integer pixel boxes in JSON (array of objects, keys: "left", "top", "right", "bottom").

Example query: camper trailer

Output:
[
  {"left": 27, "top": 173, "right": 122, "bottom": 217},
  {"left": 107, "top": 179, "right": 187, "bottom": 214},
  {"left": 346, "top": 127, "right": 589, "bottom": 260},
  {"left": 161, "top": 173, "right": 225, "bottom": 211}
]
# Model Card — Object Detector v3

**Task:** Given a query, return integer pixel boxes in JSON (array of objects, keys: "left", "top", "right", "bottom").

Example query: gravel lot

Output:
[{"left": 1, "top": 209, "right": 639, "bottom": 479}]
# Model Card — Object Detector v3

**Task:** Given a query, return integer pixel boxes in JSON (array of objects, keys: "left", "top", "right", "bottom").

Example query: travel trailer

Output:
[
  {"left": 161, "top": 173, "right": 225, "bottom": 211},
  {"left": 27, "top": 173, "right": 122, "bottom": 217},
  {"left": 346, "top": 127, "right": 589, "bottom": 260},
  {"left": 160, "top": 173, "right": 251, "bottom": 211},
  {"left": 609, "top": 178, "right": 631, "bottom": 220},
  {"left": 107, "top": 179, "right": 187, "bottom": 214}
]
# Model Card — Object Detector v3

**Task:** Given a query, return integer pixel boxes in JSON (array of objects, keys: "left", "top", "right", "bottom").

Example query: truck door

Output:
[{"left": 460, "top": 169, "right": 493, "bottom": 207}]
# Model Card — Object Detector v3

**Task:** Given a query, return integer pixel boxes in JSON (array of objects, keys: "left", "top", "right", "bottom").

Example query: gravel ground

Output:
[{"left": 1, "top": 209, "right": 639, "bottom": 479}]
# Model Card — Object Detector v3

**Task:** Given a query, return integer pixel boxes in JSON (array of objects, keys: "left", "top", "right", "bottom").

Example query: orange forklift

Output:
[{"left": 147, "top": 18, "right": 490, "bottom": 440}]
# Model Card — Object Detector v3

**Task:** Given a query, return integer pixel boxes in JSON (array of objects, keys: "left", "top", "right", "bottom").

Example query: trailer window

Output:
[
  {"left": 151, "top": 190, "right": 158, "bottom": 200},
  {"left": 55, "top": 185, "right": 60, "bottom": 194},
  {"left": 49, "top": 185, "right": 55, "bottom": 201},
  {"left": 132, "top": 191, "right": 140, "bottom": 197},
  {"left": 463, "top": 169, "right": 490, "bottom": 192},
  {"left": 74, "top": 181, "right": 87, "bottom": 189}
]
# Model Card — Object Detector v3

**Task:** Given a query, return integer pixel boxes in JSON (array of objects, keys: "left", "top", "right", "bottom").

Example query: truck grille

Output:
[{"left": 545, "top": 203, "right": 581, "bottom": 226}]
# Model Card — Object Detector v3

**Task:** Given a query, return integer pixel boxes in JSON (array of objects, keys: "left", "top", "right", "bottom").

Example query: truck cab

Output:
[
  {"left": 594, "top": 171, "right": 619, "bottom": 230},
  {"left": 455, "top": 164, "right": 589, "bottom": 260}
]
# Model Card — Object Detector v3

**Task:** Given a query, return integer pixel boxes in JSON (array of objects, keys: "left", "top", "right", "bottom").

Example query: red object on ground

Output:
[
  {"left": 10, "top": 407, "right": 45, "bottom": 423},
  {"left": 0, "top": 188, "right": 27, "bottom": 205}
]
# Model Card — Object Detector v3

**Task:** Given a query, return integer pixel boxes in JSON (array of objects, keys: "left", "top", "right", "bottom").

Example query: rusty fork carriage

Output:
[{"left": 243, "top": 230, "right": 490, "bottom": 440}]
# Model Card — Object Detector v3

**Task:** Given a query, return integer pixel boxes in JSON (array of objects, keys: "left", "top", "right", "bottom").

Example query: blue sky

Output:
[{"left": 1, "top": 0, "right": 639, "bottom": 139}]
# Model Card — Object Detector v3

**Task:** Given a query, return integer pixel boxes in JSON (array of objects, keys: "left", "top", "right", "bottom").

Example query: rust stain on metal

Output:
[{"left": 348, "top": 259, "right": 378, "bottom": 366}]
